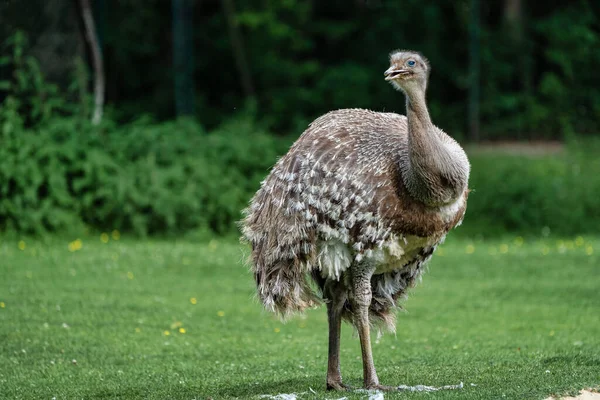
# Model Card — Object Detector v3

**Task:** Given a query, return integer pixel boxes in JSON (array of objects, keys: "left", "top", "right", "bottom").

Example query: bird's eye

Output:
[{"left": 407, "top": 60, "right": 416, "bottom": 67}]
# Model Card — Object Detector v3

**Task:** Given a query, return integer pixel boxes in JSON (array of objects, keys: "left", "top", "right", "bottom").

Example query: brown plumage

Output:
[{"left": 241, "top": 50, "right": 470, "bottom": 391}]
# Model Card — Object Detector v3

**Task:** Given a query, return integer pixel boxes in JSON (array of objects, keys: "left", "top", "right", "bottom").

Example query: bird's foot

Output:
[{"left": 326, "top": 379, "right": 352, "bottom": 391}]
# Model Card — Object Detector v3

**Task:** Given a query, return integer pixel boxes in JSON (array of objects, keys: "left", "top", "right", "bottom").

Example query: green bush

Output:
[
  {"left": 2, "top": 31, "right": 599, "bottom": 238},
  {"left": 0, "top": 110, "right": 287, "bottom": 236},
  {"left": 0, "top": 33, "right": 288, "bottom": 237},
  {"left": 0, "top": 103, "right": 82, "bottom": 234},
  {"left": 2, "top": 101, "right": 599, "bottom": 237},
  {"left": 464, "top": 145, "right": 600, "bottom": 237}
]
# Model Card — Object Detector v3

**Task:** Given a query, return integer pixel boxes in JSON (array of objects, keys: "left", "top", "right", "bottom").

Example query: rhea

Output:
[{"left": 242, "top": 50, "right": 470, "bottom": 391}]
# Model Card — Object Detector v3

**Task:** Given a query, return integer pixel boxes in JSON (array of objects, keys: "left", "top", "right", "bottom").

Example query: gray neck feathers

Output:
[{"left": 399, "top": 85, "right": 470, "bottom": 207}]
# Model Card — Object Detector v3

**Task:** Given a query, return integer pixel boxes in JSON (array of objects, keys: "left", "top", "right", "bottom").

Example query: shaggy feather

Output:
[
  {"left": 241, "top": 50, "right": 469, "bottom": 333},
  {"left": 241, "top": 109, "right": 468, "bottom": 330}
]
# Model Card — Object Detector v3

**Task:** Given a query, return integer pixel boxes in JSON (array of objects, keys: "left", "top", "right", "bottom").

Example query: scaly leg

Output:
[
  {"left": 350, "top": 264, "right": 396, "bottom": 391},
  {"left": 325, "top": 280, "right": 350, "bottom": 391}
]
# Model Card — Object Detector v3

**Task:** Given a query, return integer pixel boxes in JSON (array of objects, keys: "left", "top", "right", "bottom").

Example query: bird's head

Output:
[{"left": 384, "top": 50, "right": 430, "bottom": 94}]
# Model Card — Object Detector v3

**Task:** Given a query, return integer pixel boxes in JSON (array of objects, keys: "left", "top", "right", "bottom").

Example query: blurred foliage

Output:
[
  {"left": 465, "top": 147, "right": 600, "bottom": 237},
  {"left": 0, "top": 33, "right": 286, "bottom": 236},
  {"left": 1, "top": 0, "right": 599, "bottom": 138},
  {"left": 1, "top": 10, "right": 600, "bottom": 237},
  {"left": 479, "top": 0, "right": 600, "bottom": 138},
  {"left": 0, "top": 109, "right": 286, "bottom": 236}
]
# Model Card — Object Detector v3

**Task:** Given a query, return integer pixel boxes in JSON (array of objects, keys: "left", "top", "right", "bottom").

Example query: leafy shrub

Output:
[
  {"left": 2, "top": 30, "right": 599, "bottom": 238},
  {"left": 0, "top": 32, "right": 289, "bottom": 237},
  {"left": 464, "top": 145, "right": 600, "bottom": 237},
  {"left": 2, "top": 99, "right": 600, "bottom": 237},
  {"left": 97, "top": 114, "right": 287, "bottom": 235},
  {"left": 0, "top": 111, "right": 287, "bottom": 236}
]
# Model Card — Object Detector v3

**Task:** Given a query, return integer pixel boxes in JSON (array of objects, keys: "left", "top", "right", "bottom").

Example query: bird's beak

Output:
[{"left": 384, "top": 66, "right": 410, "bottom": 80}]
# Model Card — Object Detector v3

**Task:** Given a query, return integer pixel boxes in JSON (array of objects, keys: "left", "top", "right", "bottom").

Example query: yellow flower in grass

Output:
[
  {"left": 465, "top": 244, "right": 475, "bottom": 254},
  {"left": 0, "top": 302, "right": 5, "bottom": 308},
  {"left": 135, "top": 327, "right": 141, "bottom": 333},
  {"left": 68, "top": 239, "right": 83, "bottom": 252},
  {"left": 163, "top": 330, "right": 170, "bottom": 336},
  {"left": 18, "top": 240, "right": 26, "bottom": 250},
  {"left": 575, "top": 236, "right": 584, "bottom": 247},
  {"left": 111, "top": 230, "right": 120, "bottom": 240},
  {"left": 217, "top": 311, "right": 225, "bottom": 317},
  {"left": 274, "top": 327, "right": 280, "bottom": 333},
  {"left": 190, "top": 297, "right": 197, "bottom": 305},
  {"left": 586, "top": 246, "right": 593, "bottom": 256},
  {"left": 179, "top": 328, "right": 186, "bottom": 334},
  {"left": 127, "top": 272, "right": 134, "bottom": 280},
  {"left": 100, "top": 233, "right": 109, "bottom": 243}
]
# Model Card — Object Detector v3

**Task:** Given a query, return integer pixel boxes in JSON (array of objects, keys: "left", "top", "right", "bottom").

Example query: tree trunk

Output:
[
  {"left": 172, "top": 0, "right": 196, "bottom": 116},
  {"left": 79, "top": 0, "right": 104, "bottom": 125},
  {"left": 221, "top": 0, "right": 255, "bottom": 98},
  {"left": 504, "top": 0, "right": 531, "bottom": 92},
  {"left": 504, "top": 0, "right": 521, "bottom": 30}
]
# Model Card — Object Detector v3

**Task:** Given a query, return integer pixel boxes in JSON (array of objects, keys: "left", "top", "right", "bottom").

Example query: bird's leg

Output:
[
  {"left": 350, "top": 264, "right": 395, "bottom": 391},
  {"left": 325, "top": 281, "right": 350, "bottom": 391}
]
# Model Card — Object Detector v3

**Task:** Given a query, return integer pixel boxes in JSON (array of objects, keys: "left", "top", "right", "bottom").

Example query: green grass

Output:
[{"left": 1, "top": 234, "right": 599, "bottom": 399}]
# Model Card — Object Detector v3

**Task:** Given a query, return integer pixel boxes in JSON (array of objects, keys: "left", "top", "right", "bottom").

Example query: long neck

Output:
[
  {"left": 400, "top": 86, "right": 469, "bottom": 207},
  {"left": 406, "top": 90, "right": 435, "bottom": 157}
]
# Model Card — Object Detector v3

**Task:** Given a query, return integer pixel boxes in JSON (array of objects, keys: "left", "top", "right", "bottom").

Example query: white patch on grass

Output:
[
  {"left": 545, "top": 390, "right": 600, "bottom": 400},
  {"left": 260, "top": 382, "right": 463, "bottom": 400},
  {"left": 397, "top": 382, "right": 464, "bottom": 392},
  {"left": 368, "top": 391, "right": 384, "bottom": 400},
  {"left": 259, "top": 394, "right": 302, "bottom": 400},
  {"left": 354, "top": 390, "right": 384, "bottom": 399}
]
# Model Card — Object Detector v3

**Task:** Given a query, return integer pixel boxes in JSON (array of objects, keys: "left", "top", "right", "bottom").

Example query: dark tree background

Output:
[
  {"left": 1, "top": 0, "right": 600, "bottom": 237},
  {"left": 1, "top": 0, "right": 599, "bottom": 139}
]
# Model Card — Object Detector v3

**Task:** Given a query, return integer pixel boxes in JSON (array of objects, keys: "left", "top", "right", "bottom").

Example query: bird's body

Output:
[
  {"left": 242, "top": 51, "right": 470, "bottom": 391},
  {"left": 243, "top": 108, "right": 467, "bottom": 327}
]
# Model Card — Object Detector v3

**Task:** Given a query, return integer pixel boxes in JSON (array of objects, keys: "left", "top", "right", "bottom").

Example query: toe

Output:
[
  {"left": 366, "top": 383, "right": 398, "bottom": 391},
  {"left": 327, "top": 381, "right": 351, "bottom": 391}
]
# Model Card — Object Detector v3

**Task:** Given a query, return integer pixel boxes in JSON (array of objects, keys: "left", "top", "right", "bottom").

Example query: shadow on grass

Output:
[
  {"left": 82, "top": 381, "right": 322, "bottom": 400},
  {"left": 543, "top": 354, "right": 600, "bottom": 367},
  {"left": 86, "top": 387, "right": 145, "bottom": 399},
  {"left": 216, "top": 376, "right": 323, "bottom": 398}
]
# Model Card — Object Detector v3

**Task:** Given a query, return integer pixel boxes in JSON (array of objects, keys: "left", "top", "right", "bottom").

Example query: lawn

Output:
[{"left": 0, "top": 233, "right": 599, "bottom": 399}]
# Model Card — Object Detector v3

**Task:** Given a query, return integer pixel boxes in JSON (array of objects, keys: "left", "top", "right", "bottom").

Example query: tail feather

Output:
[
  {"left": 253, "top": 257, "right": 321, "bottom": 318},
  {"left": 241, "top": 186, "right": 322, "bottom": 318}
]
